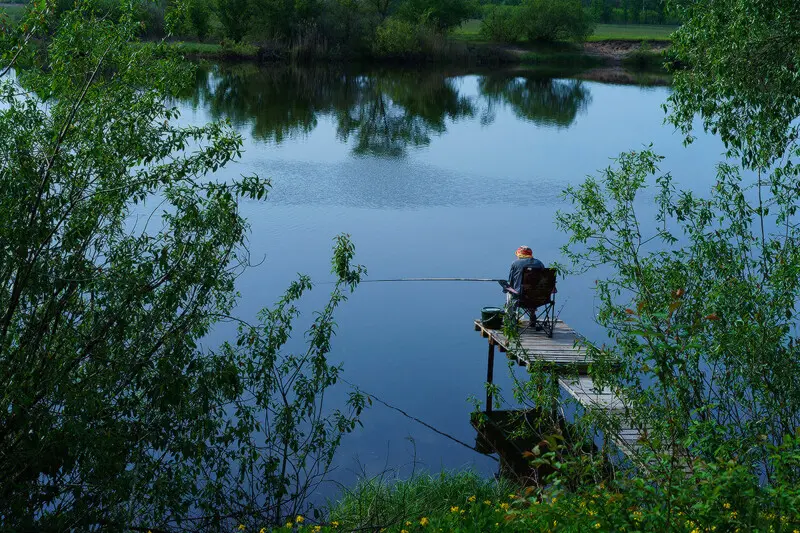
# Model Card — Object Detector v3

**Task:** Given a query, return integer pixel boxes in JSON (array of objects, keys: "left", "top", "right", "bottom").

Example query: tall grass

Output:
[{"left": 328, "top": 471, "right": 518, "bottom": 530}]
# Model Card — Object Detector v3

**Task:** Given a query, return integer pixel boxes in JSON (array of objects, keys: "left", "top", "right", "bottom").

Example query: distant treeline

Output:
[
  {"left": 54, "top": 0, "right": 480, "bottom": 60},
  {"left": 41, "top": 0, "right": 674, "bottom": 62},
  {"left": 482, "top": 0, "right": 679, "bottom": 25}
]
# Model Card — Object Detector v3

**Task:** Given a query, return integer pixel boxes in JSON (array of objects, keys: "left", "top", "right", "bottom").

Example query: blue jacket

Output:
[{"left": 508, "top": 257, "right": 545, "bottom": 293}]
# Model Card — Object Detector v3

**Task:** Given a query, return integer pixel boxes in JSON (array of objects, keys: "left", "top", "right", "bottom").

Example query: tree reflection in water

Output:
[
  {"left": 478, "top": 75, "right": 591, "bottom": 128},
  {"left": 186, "top": 63, "right": 592, "bottom": 157}
]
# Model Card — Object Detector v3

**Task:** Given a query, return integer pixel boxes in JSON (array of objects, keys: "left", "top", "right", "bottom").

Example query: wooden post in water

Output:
[{"left": 486, "top": 338, "right": 495, "bottom": 413}]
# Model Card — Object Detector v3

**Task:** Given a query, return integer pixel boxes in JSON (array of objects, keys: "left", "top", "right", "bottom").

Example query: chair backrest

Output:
[{"left": 518, "top": 267, "right": 556, "bottom": 309}]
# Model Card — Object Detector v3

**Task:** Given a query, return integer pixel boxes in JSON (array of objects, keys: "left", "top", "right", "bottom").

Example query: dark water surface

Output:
[{"left": 176, "top": 62, "right": 726, "bottom": 493}]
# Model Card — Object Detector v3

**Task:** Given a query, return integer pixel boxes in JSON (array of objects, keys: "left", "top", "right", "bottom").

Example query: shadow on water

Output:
[{"left": 183, "top": 63, "right": 595, "bottom": 157}]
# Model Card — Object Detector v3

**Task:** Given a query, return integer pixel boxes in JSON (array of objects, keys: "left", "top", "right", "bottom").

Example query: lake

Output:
[{"left": 176, "top": 62, "right": 727, "bottom": 495}]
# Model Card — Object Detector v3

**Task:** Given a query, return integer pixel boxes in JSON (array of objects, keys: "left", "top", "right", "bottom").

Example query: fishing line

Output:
[
  {"left": 321, "top": 277, "right": 508, "bottom": 286},
  {"left": 340, "top": 377, "right": 499, "bottom": 462}
]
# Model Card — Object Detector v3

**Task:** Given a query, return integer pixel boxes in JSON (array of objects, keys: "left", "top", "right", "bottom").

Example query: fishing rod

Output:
[
  {"left": 321, "top": 277, "right": 510, "bottom": 288},
  {"left": 360, "top": 277, "right": 505, "bottom": 283}
]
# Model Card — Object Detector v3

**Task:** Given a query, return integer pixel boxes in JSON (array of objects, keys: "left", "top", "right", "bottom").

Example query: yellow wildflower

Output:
[
  {"left": 483, "top": 500, "right": 492, "bottom": 505},
  {"left": 331, "top": 522, "right": 339, "bottom": 528},
  {"left": 405, "top": 521, "right": 412, "bottom": 526},
  {"left": 690, "top": 529, "right": 700, "bottom": 533},
  {"left": 401, "top": 530, "right": 409, "bottom": 533},
  {"left": 450, "top": 506, "right": 459, "bottom": 513},
  {"left": 500, "top": 503, "right": 510, "bottom": 511},
  {"left": 312, "top": 528, "right": 321, "bottom": 533},
  {"left": 296, "top": 516, "right": 304, "bottom": 524},
  {"left": 730, "top": 511, "right": 738, "bottom": 519},
  {"left": 594, "top": 523, "right": 601, "bottom": 529},
  {"left": 420, "top": 517, "right": 429, "bottom": 527},
  {"left": 285, "top": 523, "right": 293, "bottom": 529},
  {"left": 260, "top": 529, "right": 266, "bottom": 533},
  {"left": 552, "top": 497, "right": 558, "bottom": 503},
  {"left": 239, "top": 526, "right": 246, "bottom": 532},
  {"left": 460, "top": 510, "right": 465, "bottom": 515},
  {"left": 468, "top": 495, "right": 477, "bottom": 503},
  {"left": 723, "top": 503, "right": 731, "bottom": 510}
]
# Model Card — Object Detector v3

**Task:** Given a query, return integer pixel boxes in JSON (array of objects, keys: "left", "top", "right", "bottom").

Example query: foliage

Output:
[
  {"left": 373, "top": 16, "right": 422, "bottom": 57},
  {"left": 216, "top": 0, "right": 251, "bottom": 40},
  {"left": 328, "top": 471, "right": 519, "bottom": 529},
  {"left": 479, "top": 5, "right": 521, "bottom": 43},
  {"left": 250, "top": 0, "right": 322, "bottom": 41},
  {"left": 517, "top": 0, "right": 594, "bottom": 43},
  {"left": 0, "top": 2, "right": 366, "bottom": 530},
  {"left": 292, "top": 444, "right": 800, "bottom": 531},
  {"left": 396, "top": 0, "right": 477, "bottom": 32},
  {"left": 550, "top": 0, "right": 800, "bottom": 482},
  {"left": 187, "top": 0, "right": 212, "bottom": 39},
  {"left": 668, "top": 0, "right": 800, "bottom": 172}
]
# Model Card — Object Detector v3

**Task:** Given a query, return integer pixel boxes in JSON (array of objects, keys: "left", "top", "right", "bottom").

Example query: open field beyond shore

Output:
[{"left": 452, "top": 21, "right": 677, "bottom": 43}]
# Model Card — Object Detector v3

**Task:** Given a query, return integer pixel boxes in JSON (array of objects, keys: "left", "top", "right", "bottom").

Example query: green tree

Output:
[
  {"left": 518, "top": 0, "right": 594, "bottom": 43},
  {"left": 0, "top": 1, "right": 365, "bottom": 529},
  {"left": 216, "top": 0, "right": 251, "bottom": 40},
  {"left": 551, "top": 0, "right": 800, "bottom": 479},
  {"left": 479, "top": 5, "right": 522, "bottom": 43},
  {"left": 396, "top": 0, "right": 476, "bottom": 32},
  {"left": 188, "top": 0, "right": 212, "bottom": 39}
]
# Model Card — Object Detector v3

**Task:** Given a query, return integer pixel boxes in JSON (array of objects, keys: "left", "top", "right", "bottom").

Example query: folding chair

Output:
[{"left": 515, "top": 267, "right": 557, "bottom": 337}]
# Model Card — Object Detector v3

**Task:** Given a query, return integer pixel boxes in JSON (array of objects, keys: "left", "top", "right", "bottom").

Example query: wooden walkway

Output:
[
  {"left": 473, "top": 319, "right": 593, "bottom": 372},
  {"left": 474, "top": 318, "right": 647, "bottom": 465}
]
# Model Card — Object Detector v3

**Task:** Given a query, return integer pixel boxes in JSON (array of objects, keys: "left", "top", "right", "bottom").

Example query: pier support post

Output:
[{"left": 486, "top": 339, "right": 495, "bottom": 413}]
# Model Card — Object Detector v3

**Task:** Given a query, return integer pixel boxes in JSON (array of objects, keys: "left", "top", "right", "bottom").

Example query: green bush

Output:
[
  {"left": 479, "top": 5, "right": 522, "bottom": 43},
  {"left": 373, "top": 17, "right": 422, "bottom": 57},
  {"left": 396, "top": 0, "right": 477, "bottom": 33},
  {"left": 216, "top": 0, "right": 251, "bottom": 40},
  {"left": 188, "top": 0, "right": 212, "bottom": 40},
  {"left": 519, "top": 0, "right": 593, "bottom": 43}
]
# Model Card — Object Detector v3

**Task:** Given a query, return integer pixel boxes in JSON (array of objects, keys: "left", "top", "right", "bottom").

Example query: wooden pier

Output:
[{"left": 474, "top": 318, "right": 647, "bottom": 465}]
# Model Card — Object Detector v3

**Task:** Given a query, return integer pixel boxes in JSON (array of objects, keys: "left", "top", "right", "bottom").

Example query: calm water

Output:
[{"left": 177, "top": 62, "right": 726, "bottom": 493}]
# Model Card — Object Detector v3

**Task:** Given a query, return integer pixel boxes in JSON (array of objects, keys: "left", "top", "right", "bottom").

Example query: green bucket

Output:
[{"left": 481, "top": 306, "right": 504, "bottom": 330}]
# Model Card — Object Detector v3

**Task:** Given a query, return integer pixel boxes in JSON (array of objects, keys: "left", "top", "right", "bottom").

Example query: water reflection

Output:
[
  {"left": 186, "top": 63, "right": 592, "bottom": 156},
  {"left": 478, "top": 76, "right": 591, "bottom": 128}
]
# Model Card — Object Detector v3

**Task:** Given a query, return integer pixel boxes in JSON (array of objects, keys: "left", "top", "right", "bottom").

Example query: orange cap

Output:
[{"left": 516, "top": 246, "right": 532, "bottom": 258}]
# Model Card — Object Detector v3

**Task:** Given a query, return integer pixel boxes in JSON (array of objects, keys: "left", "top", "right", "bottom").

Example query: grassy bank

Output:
[
  {"left": 327, "top": 471, "right": 518, "bottom": 530},
  {"left": 588, "top": 23, "right": 677, "bottom": 41},
  {"left": 452, "top": 21, "right": 677, "bottom": 44},
  {"left": 288, "top": 462, "right": 795, "bottom": 533}
]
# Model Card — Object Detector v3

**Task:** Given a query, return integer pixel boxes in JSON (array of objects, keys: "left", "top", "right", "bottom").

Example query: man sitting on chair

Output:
[
  {"left": 507, "top": 245, "right": 544, "bottom": 295},
  {"left": 501, "top": 246, "right": 545, "bottom": 317}
]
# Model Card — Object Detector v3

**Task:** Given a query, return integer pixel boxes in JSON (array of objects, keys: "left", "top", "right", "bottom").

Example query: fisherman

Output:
[
  {"left": 501, "top": 245, "right": 545, "bottom": 312},
  {"left": 507, "top": 246, "right": 544, "bottom": 294}
]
